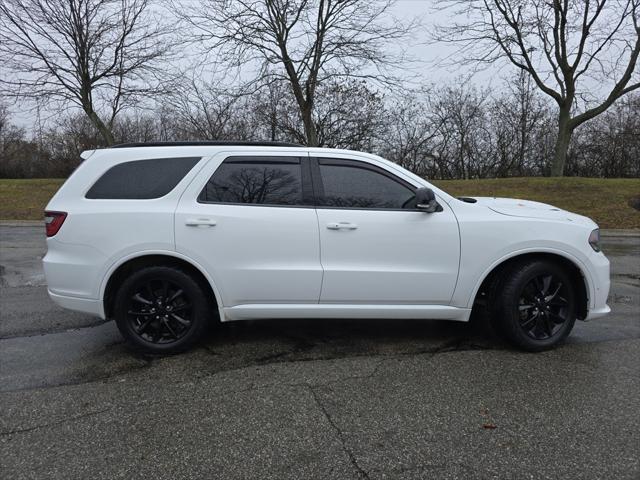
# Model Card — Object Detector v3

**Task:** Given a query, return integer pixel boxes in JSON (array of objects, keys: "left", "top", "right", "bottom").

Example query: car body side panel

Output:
[
  {"left": 43, "top": 149, "right": 211, "bottom": 299},
  {"left": 316, "top": 207, "right": 460, "bottom": 304},
  {"left": 174, "top": 150, "right": 323, "bottom": 307},
  {"left": 447, "top": 201, "right": 610, "bottom": 314},
  {"left": 42, "top": 145, "right": 610, "bottom": 325},
  {"left": 95, "top": 249, "right": 227, "bottom": 321},
  {"left": 306, "top": 151, "right": 461, "bottom": 305}
]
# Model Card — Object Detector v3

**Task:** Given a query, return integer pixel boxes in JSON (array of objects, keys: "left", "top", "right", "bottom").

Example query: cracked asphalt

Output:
[{"left": 1, "top": 225, "right": 639, "bottom": 479}]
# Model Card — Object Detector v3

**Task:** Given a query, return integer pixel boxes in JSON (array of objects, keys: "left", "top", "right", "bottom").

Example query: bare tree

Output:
[
  {"left": 0, "top": 102, "right": 25, "bottom": 149},
  {"left": 166, "top": 79, "right": 251, "bottom": 140},
  {"left": 250, "top": 80, "right": 303, "bottom": 143},
  {"left": 0, "top": 102, "right": 29, "bottom": 177},
  {"left": 175, "top": 0, "right": 417, "bottom": 146},
  {"left": 313, "top": 80, "right": 385, "bottom": 149},
  {"left": 490, "top": 72, "right": 553, "bottom": 176},
  {"left": 0, "top": 0, "right": 173, "bottom": 145},
  {"left": 380, "top": 91, "right": 444, "bottom": 178},
  {"left": 431, "top": 81, "right": 494, "bottom": 179},
  {"left": 435, "top": 0, "right": 640, "bottom": 176},
  {"left": 568, "top": 93, "right": 640, "bottom": 177}
]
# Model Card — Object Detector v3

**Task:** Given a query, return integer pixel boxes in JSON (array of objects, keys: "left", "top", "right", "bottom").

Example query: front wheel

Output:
[
  {"left": 114, "top": 266, "right": 211, "bottom": 354},
  {"left": 495, "top": 260, "right": 577, "bottom": 351}
]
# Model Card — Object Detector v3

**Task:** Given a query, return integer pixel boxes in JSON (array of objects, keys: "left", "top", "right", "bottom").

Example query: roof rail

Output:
[{"left": 111, "top": 141, "right": 303, "bottom": 148}]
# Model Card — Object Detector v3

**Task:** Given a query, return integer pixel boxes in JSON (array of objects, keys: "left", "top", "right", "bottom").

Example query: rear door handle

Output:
[
  {"left": 327, "top": 222, "right": 358, "bottom": 230},
  {"left": 185, "top": 218, "right": 217, "bottom": 227}
]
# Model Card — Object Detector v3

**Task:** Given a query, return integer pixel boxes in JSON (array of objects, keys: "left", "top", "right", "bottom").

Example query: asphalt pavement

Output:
[{"left": 1, "top": 224, "right": 638, "bottom": 479}]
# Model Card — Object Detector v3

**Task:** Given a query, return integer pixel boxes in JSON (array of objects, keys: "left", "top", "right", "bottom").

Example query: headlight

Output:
[{"left": 588, "top": 228, "right": 601, "bottom": 252}]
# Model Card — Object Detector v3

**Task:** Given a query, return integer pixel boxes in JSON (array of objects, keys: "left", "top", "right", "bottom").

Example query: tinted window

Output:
[
  {"left": 86, "top": 157, "right": 201, "bottom": 199},
  {"left": 317, "top": 161, "right": 415, "bottom": 209},
  {"left": 199, "top": 157, "right": 304, "bottom": 206}
]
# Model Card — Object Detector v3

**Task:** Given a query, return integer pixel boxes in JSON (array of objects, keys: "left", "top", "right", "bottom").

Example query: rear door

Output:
[
  {"left": 175, "top": 152, "right": 322, "bottom": 306},
  {"left": 312, "top": 156, "right": 460, "bottom": 305}
]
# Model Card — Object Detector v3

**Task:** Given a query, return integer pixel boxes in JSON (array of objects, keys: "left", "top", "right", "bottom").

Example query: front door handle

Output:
[
  {"left": 185, "top": 218, "right": 217, "bottom": 227},
  {"left": 327, "top": 222, "right": 358, "bottom": 230}
]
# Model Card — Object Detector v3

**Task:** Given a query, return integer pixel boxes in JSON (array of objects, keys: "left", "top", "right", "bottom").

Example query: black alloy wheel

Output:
[
  {"left": 127, "top": 278, "right": 193, "bottom": 344},
  {"left": 114, "top": 266, "right": 211, "bottom": 353},
  {"left": 517, "top": 273, "right": 571, "bottom": 340},
  {"left": 495, "top": 260, "right": 577, "bottom": 351}
]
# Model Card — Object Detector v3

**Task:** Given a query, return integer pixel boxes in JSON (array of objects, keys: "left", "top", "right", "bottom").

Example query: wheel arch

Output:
[
  {"left": 470, "top": 251, "right": 590, "bottom": 320},
  {"left": 101, "top": 252, "right": 224, "bottom": 321}
]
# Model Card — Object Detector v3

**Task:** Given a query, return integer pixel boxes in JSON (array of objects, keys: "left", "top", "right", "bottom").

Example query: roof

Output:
[{"left": 111, "top": 141, "right": 302, "bottom": 149}]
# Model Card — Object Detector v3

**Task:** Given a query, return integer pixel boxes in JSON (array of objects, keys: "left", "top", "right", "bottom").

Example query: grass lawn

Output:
[
  {"left": 1, "top": 177, "right": 638, "bottom": 229},
  {"left": 0, "top": 179, "right": 66, "bottom": 222},
  {"left": 434, "top": 177, "right": 639, "bottom": 229}
]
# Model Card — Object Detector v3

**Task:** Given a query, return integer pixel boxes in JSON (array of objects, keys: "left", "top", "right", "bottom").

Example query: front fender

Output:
[{"left": 458, "top": 246, "right": 597, "bottom": 310}]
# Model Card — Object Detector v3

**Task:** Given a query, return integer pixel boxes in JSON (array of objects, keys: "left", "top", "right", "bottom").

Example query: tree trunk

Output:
[
  {"left": 80, "top": 83, "right": 115, "bottom": 146},
  {"left": 300, "top": 105, "right": 318, "bottom": 147},
  {"left": 551, "top": 108, "right": 572, "bottom": 176},
  {"left": 82, "top": 104, "right": 115, "bottom": 146}
]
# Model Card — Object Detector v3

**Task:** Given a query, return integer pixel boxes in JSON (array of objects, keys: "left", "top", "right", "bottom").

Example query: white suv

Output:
[{"left": 43, "top": 142, "right": 610, "bottom": 353}]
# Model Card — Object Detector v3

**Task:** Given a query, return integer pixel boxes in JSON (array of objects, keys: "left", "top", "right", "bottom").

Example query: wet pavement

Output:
[{"left": 1, "top": 225, "right": 638, "bottom": 479}]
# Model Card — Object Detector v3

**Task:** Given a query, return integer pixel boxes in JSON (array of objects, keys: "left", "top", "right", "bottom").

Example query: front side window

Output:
[
  {"left": 316, "top": 159, "right": 415, "bottom": 209},
  {"left": 86, "top": 157, "right": 201, "bottom": 199},
  {"left": 199, "top": 156, "right": 304, "bottom": 206}
]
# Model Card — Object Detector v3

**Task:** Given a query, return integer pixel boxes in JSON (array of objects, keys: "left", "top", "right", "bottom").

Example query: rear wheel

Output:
[
  {"left": 114, "top": 266, "right": 211, "bottom": 354},
  {"left": 495, "top": 260, "right": 577, "bottom": 351}
]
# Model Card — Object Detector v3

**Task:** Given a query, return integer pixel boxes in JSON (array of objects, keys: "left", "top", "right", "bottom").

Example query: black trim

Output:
[
  {"left": 309, "top": 157, "right": 325, "bottom": 200},
  {"left": 300, "top": 157, "right": 315, "bottom": 205},
  {"left": 112, "top": 141, "right": 302, "bottom": 149},
  {"left": 195, "top": 202, "right": 315, "bottom": 209},
  {"left": 223, "top": 155, "right": 300, "bottom": 164}
]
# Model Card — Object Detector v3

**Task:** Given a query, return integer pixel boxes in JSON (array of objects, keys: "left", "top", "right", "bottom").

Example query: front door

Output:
[
  {"left": 313, "top": 157, "right": 460, "bottom": 305},
  {"left": 175, "top": 152, "right": 322, "bottom": 306}
]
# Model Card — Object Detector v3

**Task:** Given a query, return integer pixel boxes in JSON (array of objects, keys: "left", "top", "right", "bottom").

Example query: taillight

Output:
[{"left": 44, "top": 211, "right": 67, "bottom": 237}]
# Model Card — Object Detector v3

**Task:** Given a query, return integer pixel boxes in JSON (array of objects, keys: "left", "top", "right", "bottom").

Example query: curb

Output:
[
  {"left": 601, "top": 229, "right": 640, "bottom": 238},
  {"left": 0, "top": 221, "right": 43, "bottom": 227}
]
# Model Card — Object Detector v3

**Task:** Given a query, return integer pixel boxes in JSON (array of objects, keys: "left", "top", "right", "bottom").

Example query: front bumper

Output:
[
  {"left": 584, "top": 251, "right": 611, "bottom": 321},
  {"left": 585, "top": 304, "right": 611, "bottom": 321}
]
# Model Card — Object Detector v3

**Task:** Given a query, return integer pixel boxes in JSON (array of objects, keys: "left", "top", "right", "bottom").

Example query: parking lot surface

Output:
[{"left": 1, "top": 225, "right": 638, "bottom": 479}]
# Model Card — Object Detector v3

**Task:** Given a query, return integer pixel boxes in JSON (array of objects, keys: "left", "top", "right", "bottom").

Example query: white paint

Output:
[{"left": 43, "top": 145, "right": 611, "bottom": 327}]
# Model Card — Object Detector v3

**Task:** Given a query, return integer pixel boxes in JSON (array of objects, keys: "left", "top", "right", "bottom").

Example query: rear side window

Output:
[
  {"left": 199, "top": 156, "right": 304, "bottom": 206},
  {"left": 317, "top": 159, "right": 415, "bottom": 209},
  {"left": 86, "top": 157, "right": 201, "bottom": 199}
]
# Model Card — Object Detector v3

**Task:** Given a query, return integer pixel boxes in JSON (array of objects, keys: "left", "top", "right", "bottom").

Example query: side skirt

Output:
[{"left": 221, "top": 304, "right": 472, "bottom": 322}]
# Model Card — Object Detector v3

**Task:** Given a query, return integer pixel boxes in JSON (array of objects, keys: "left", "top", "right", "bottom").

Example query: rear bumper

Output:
[
  {"left": 48, "top": 290, "right": 105, "bottom": 319},
  {"left": 43, "top": 240, "right": 106, "bottom": 299}
]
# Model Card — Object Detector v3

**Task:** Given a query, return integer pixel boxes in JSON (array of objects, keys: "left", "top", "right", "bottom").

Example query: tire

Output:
[
  {"left": 494, "top": 260, "right": 577, "bottom": 352},
  {"left": 113, "top": 266, "right": 212, "bottom": 354},
  {"left": 470, "top": 273, "right": 507, "bottom": 340}
]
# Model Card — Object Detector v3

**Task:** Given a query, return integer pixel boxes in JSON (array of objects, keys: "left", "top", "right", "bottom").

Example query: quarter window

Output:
[
  {"left": 199, "top": 157, "right": 304, "bottom": 206},
  {"left": 316, "top": 160, "right": 415, "bottom": 209},
  {"left": 86, "top": 157, "right": 201, "bottom": 199}
]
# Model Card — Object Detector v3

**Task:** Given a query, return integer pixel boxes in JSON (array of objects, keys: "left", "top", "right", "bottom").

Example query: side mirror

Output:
[{"left": 415, "top": 187, "right": 440, "bottom": 213}]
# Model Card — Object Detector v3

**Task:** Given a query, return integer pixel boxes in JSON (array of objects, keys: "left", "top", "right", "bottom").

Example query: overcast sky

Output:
[
  {"left": 3, "top": 0, "right": 624, "bottom": 129},
  {"left": 5, "top": 0, "right": 500, "bottom": 129}
]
